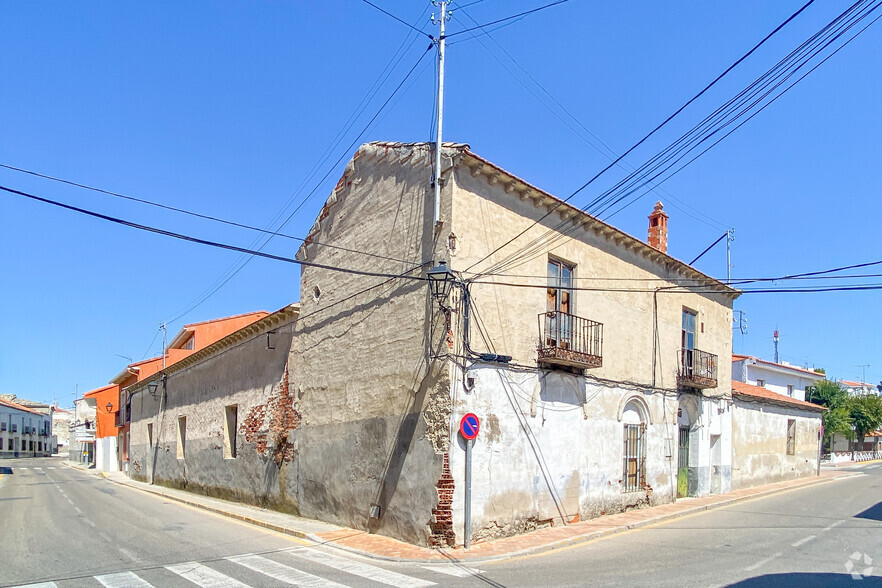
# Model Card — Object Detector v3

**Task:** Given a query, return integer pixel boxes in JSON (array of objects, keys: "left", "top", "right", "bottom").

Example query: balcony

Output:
[
  {"left": 538, "top": 311, "right": 603, "bottom": 370},
  {"left": 678, "top": 348, "right": 718, "bottom": 389}
]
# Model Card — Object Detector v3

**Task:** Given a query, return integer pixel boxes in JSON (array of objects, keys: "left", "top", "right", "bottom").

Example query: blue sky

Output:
[{"left": 1, "top": 1, "right": 880, "bottom": 406}]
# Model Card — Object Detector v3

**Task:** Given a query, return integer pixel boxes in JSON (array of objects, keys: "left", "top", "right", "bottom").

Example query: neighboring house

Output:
[
  {"left": 840, "top": 380, "right": 879, "bottom": 397},
  {"left": 126, "top": 305, "right": 299, "bottom": 496},
  {"left": 52, "top": 407, "right": 73, "bottom": 454},
  {"left": 70, "top": 396, "right": 98, "bottom": 465},
  {"left": 83, "top": 385, "right": 120, "bottom": 472},
  {"left": 731, "top": 381, "right": 824, "bottom": 490},
  {"left": 110, "top": 356, "right": 166, "bottom": 473},
  {"left": 0, "top": 395, "right": 56, "bottom": 456},
  {"left": 112, "top": 311, "right": 270, "bottom": 473},
  {"left": 285, "top": 142, "right": 739, "bottom": 546},
  {"left": 0, "top": 398, "right": 53, "bottom": 458},
  {"left": 731, "top": 354, "right": 824, "bottom": 401}
]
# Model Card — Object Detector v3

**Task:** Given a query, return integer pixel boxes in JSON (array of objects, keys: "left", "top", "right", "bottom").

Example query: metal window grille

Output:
[{"left": 623, "top": 423, "right": 646, "bottom": 492}]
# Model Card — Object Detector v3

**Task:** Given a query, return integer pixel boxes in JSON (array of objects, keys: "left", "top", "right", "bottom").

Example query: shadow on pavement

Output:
[
  {"left": 0, "top": 467, "right": 13, "bottom": 474},
  {"left": 855, "top": 501, "right": 882, "bottom": 522},
  {"left": 727, "top": 572, "right": 878, "bottom": 586}
]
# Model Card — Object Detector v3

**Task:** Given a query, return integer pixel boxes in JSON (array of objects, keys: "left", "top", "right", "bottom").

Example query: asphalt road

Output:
[{"left": 1, "top": 456, "right": 880, "bottom": 587}]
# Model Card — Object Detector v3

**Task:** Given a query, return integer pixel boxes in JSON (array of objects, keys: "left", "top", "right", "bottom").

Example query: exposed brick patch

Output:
[
  {"left": 239, "top": 363, "right": 301, "bottom": 465},
  {"left": 428, "top": 453, "right": 455, "bottom": 548}
]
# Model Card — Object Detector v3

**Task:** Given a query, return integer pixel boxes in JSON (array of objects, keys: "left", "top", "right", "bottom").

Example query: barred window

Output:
[{"left": 622, "top": 398, "right": 648, "bottom": 493}]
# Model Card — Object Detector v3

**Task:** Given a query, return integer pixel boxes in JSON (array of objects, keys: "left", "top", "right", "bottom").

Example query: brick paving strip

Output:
[{"left": 63, "top": 461, "right": 872, "bottom": 564}]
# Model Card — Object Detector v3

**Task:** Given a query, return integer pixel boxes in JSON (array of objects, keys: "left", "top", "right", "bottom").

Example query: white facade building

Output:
[
  {"left": 731, "top": 355, "right": 824, "bottom": 402},
  {"left": 0, "top": 398, "right": 54, "bottom": 458},
  {"left": 70, "top": 396, "right": 97, "bottom": 466},
  {"left": 841, "top": 380, "right": 879, "bottom": 397}
]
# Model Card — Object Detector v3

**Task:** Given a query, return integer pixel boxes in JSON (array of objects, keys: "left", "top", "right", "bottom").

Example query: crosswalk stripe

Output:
[
  {"left": 420, "top": 564, "right": 484, "bottom": 578},
  {"left": 95, "top": 571, "right": 155, "bottom": 588},
  {"left": 11, "top": 583, "right": 56, "bottom": 588},
  {"left": 47, "top": 467, "right": 56, "bottom": 470},
  {"left": 287, "top": 548, "right": 435, "bottom": 587},
  {"left": 227, "top": 554, "right": 347, "bottom": 588},
  {"left": 19, "top": 467, "right": 28, "bottom": 470},
  {"left": 166, "top": 562, "right": 249, "bottom": 588},
  {"left": 34, "top": 467, "right": 42, "bottom": 470}
]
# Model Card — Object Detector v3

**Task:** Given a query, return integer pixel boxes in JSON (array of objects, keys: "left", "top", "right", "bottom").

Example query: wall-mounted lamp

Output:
[
  {"left": 105, "top": 402, "right": 114, "bottom": 413},
  {"left": 427, "top": 261, "right": 456, "bottom": 305},
  {"left": 147, "top": 381, "right": 159, "bottom": 399}
]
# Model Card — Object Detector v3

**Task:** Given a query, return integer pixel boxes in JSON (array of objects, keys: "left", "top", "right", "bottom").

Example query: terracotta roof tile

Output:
[
  {"left": 0, "top": 397, "right": 44, "bottom": 415},
  {"left": 732, "top": 380, "right": 826, "bottom": 412}
]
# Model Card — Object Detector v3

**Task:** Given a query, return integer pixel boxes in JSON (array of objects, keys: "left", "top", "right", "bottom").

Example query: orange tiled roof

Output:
[
  {"left": 83, "top": 384, "right": 117, "bottom": 398},
  {"left": 841, "top": 380, "right": 875, "bottom": 388},
  {"left": 0, "top": 397, "right": 44, "bottom": 415},
  {"left": 732, "top": 380, "right": 826, "bottom": 412},
  {"left": 182, "top": 311, "right": 269, "bottom": 329}
]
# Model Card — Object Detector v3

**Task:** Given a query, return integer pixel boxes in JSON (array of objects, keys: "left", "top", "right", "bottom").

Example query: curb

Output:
[{"left": 93, "top": 468, "right": 861, "bottom": 565}]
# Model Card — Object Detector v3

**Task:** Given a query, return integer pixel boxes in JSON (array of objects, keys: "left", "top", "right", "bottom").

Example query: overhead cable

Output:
[
  {"left": 0, "top": 185, "right": 428, "bottom": 283},
  {"left": 358, "top": 0, "right": 435, "bottom": 40},
  {"left": 463, "top": 0, "right": 817, "bottom": 275},
  {"left": 445, "top": 0, "right": 574, "bottom": 39},
  {"left": 0, "top": 163, "right": 413, "bottom": 265},
  {"left": 474, "top": 0, "right": 876, "bottom": 278}
]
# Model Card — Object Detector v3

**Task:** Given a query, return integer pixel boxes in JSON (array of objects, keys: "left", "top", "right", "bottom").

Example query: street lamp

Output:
[
  {"left": 427, "top": 261, "right": 456, "bottom": 305},
  {"left": 105, "top": 402, "right": 113, "bottom": 413},
  {"left": 147, "top": 381, "right": 159, "bottom": 399}
]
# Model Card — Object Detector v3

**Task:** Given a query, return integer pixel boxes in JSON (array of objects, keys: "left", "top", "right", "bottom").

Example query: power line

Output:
[
  {"left": 689, "top": 232, "right": 729, "bottom": 266},
  {"left": 592, "top": 0, "right": 880, "bottom": 221},
  {"left": 1, "top": 184, "right": 429, "bottom": 283},
  {"left": 463, "top": 0, "right": 817, "bottom": 275},
  {"left": 453, "top": 3, "right": 730, "bottom": 234},
  {"left": 599, "top": 2, "right": 882, "bottom": 224},
  {"left": 464, "top": 258, "right": 882, "bottom": 292},
  {"left": 161, "top": 7, "right": 432, "bottom": 324},
  {"left": 473, "top": 0, "right": 876, "bottom": 279},
  {"left": 445, "top": 0, "right": 574, "bottom": 39},
  {"left": 161, "top": 43, "right": 434, "bottom": 324},
  {"left": 0, "top": 162, "right": 414, "bottom": 266},
  {"left": 358, "top": 0, "right": 435, "bottom": 40}
]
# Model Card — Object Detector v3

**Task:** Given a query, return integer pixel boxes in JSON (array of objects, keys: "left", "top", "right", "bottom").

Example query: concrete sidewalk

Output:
[{"left": 83, "top": 463, "right": 862, "bottom": 563}]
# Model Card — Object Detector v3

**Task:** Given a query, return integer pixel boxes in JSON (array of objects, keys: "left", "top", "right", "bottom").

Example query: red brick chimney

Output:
[{"left": 647, "top": 201, "right": 668, "bottom": 253}]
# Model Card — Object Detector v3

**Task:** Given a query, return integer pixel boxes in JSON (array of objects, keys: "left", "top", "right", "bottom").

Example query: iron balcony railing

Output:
[
  {"left": 538, "top": 311, "right": 603, "bottom": 369},
  {"left": 678, "top": 348, "right": 718, "bottom": 389}
]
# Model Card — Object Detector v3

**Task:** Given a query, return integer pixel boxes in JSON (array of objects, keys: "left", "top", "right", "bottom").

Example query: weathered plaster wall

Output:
[
  {"left": 448, "top": 365, "right": 680, "bottom": 544},
  {"left": 447, "top": 158, "right": 735, "bottom": 397},
  {"left": 128, "top": 315, "right": 297, "bottom": 511},
  {"left": 731, "top": 400, "right": 821, "bottom": 490},
  {"left": 676, "top": 393, "right": 732, "bottom": 496},
  {"left": 292, "top": 143, "right": 452, "bottom": 546}
]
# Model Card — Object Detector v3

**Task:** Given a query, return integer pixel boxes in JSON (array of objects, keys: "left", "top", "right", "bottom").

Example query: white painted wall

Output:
[
  {"left": 95, "top": 436, "right": 119, "bottom": 472},
  {"left": 448, "top": 364, "right": 732, "bottom": 543},
  {"left": 731, "top": 400, "right": 821, "bottom": 490},
  {"left": 0, "top": 404, "right": 53, "bottom": 457}
]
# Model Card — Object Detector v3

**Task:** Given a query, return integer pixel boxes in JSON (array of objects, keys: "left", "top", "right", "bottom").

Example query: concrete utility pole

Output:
[
  {"left": 160, "top": 322, "right": 167, "bottom": 368},
  {"left": 432, "top": 1, "right": 450, "bottom": 227},
  {"left": 726, "top": 229, "right": 734, "bottom": 284}
]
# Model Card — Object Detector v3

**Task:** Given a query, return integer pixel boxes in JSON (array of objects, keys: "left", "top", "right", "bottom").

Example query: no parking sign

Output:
[{"left": 460, "top": 413, "right": 480, "bottom": 440}]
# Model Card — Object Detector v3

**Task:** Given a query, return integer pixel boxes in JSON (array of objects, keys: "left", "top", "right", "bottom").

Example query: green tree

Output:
[
  {"left": 847, "top": 394, "right": 882, "bottom": 449},
  {"left": 806, "top": 380, "right": 850, "bottom": 448}
]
